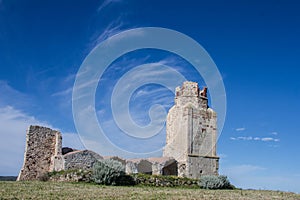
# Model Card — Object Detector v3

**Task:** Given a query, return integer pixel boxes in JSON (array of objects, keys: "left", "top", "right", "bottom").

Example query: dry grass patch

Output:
[{"left": 0, "top": 181, "right": 299, "bottom": 200}]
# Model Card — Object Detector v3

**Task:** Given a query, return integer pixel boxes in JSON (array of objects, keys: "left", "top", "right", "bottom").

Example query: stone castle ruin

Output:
[
  {"left": 18, "top": 81, "right": 219, "bottom": 181},
  {"left": 17, "top": 126, "right": 104, "bottom": 180},
  {"left": 164, "top": 81, "right": 219, "bottom": 178},
  {"left": 17, "top": 126, "right": 62, "bottom": 180}
]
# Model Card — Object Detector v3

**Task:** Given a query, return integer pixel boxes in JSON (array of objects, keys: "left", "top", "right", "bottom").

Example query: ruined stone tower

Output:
[
  {"left": 17, "top": 126, "right": 62, "bottom": 181},
  {"left": 17, "top": 125, "right": 105, "bottom": 181},
  {"left": 163, "top": 81, "right": 219, "bottom": 179}
]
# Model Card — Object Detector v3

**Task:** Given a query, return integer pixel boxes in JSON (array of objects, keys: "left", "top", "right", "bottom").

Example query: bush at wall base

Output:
[
  {"left": 92, "top": 159, "right": 135, "bottom": 186},
  {"left": 199, "top": 175, "right": 234, "bottom": 189}
]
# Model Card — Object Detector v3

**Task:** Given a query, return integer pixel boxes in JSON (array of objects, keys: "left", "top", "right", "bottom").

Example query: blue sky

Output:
[{"left": 0, "top": 0, "right": 300, "bottom": 193}]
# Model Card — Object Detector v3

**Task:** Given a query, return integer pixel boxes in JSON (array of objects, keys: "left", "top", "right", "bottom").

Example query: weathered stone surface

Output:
[
  {"left": 125, "top": 157, "right": 177, "bottom": 176},
  {"left": 186, "top": 156, "right": 219, "bottom": 178},
  {"left": 42, "top": 150, "right": 104, "bottom": 172},
  {"left": 126, "top": 159, "right": 152, "bottom": 175},
  {"left": 49, "top": 170, "right": 92, "bottom": 183},
  {"left": 17, "top": 126, "right": 103, "bottom": 180},
  {"left": 148, "top": 157, "right": 177, "bottom": 176},
  {"left": 132, "top": 174, "right": 199, "bottom": 187},
  {"left": 63, "top": 150, "right": 103, "bottom": 170},
  {"left": 17, "top": 125, "right": 62, "bottom": 181},
  {"left": 163, "top": 81, "right": 219, "bottom": 178},
  {"left": 125, "top": 160, "right": 138, "bottom": 174},
  {"left": 52, "top": 155, "right": 65, "bottom": 172}
]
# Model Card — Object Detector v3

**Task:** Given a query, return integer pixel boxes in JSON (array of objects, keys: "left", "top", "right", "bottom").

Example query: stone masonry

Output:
[
  {"left": 52, "top": 150, "right": 104, "bottom": 172},
  {"left": 18, "top": 126, "right": 104, "bottom": 180},
  {"left": 125, "top": 157, "right": 177, "bottom": 175},
  {"left": 163, "top": 81, "right": 219, "bottom": 179},
  {"left": 17, "top": 126, "right": 62, "bottom": 180},
  {"left": 17, "top": 126, "right": 179, "bottom": 179}
]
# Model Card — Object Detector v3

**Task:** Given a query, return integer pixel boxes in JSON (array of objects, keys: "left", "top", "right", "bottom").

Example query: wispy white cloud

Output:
[
  {"left": 236, "top": 136, "right": 252, "bottom": 140},
  {"left": 271, "top": 131, "right": 278, "bottom": 135},
  {"left": 95, "top": 20, "right": 125, "bottom": 45},
  {"left": 235, "top": 127, "right": 246, "bottom": 131},
  {"left": 51, "top": 73, "right": 76, "bottom": 98},
  {"left": 230, "top": 136, "right": 280, "bottom": 142},
  {"left": 0, "top": 81, "right": 31, "bottom": 108},
  {"left": 0, "top": 106, "right": 51, "bottom": 175},
  {"left": 52, "top": 87, "right": 73, "bottom": 97},
  {"left": 133, "top": 87, "right": 168, "bottom": 100},
  {"left": 261, "top": 137, "right": 280, "bottom": 142},
  {"left": 0, "top": 105, "right": 85, "bottom": 175},
  {"left": 97, "top": 0, "right": 123, "bottom": 13}
]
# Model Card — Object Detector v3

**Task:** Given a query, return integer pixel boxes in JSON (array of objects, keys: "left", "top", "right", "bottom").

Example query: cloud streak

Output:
[
  {"left": 0, "top": 106, "right": 51, "bottom": 175},
  {"left": 271, "top": 131, "right": 278, "bottom": 135},
  {"left": 95, "top": 20, "right": 125, "bottom": 45},
  {"left": 0, "top": 81, "right": 32, "bottom": 108},
  {"left": 230, "top": 136, "right": 280, "bottom": 142},
  {"left": 0, "top": 105, "right": 84, "bottom": 175},
  {"left": 97, "top": 0, "right": 123, "bottom": 13}
]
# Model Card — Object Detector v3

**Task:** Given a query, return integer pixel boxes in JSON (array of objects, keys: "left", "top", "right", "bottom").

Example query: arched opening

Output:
[
  {"left": 136, "top": 160, "right": 152, "bottom": 175},
  {"left": 162, "top": 161, "right": 178, "bottom": 176}
]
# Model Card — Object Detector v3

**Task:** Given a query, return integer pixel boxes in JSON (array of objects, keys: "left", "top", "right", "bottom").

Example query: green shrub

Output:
[
  {"left": 92, "top": 159, "right": 134, "bottom": 186},
  {"left": 199, "top": 175, "right": 233, "bottom": 189}
]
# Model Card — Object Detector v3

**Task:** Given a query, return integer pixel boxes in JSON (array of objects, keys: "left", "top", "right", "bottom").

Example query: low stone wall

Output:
[
  {"left": 49, "top": 170, "right": 92, "bottom": 183},
  {"left": 132, "top": 174, "right": 199, "bottom": 187},
  {"left": 48, "top": 170, "right": 199, "bottom": 188}
]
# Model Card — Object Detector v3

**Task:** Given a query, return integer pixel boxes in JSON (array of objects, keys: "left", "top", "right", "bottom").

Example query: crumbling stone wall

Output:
[
  {"left": 17, "top": 126, "right": 104, "bottom": 180},
  {"left": 126, "top": 159, "right": 152, "bottom": 175},
  {"left": 148, "top": 157, "right": 177, "bottom": 176},
  {"left": 49, "top": 150, "right": 104, "bottom": 171},
  {"left": 17, "top": 125, "right": 62, "bottom": 181},
  {"left": 163, "top": 81, "right": 219, "bottom": 179},
  {"left": 63, "top": 150, "right": 103, "bottom": 170},
  {"left": 125, "top": 157, "right": 178, "bottom": 176}
]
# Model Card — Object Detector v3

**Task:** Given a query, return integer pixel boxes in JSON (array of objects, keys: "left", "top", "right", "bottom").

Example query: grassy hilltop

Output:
[{"left": 1, "top": 181, "right": 299, "bottom": 200}]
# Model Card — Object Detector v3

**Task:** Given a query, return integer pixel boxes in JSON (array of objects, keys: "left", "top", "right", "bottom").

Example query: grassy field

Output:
[{"left": 0, "top": 181, "right": 299, "bottom": 200}]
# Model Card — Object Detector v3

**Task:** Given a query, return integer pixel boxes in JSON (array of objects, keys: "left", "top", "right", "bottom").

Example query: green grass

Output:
[{"left": 0, "top": 181, "right": 299, "bottom": 200}]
